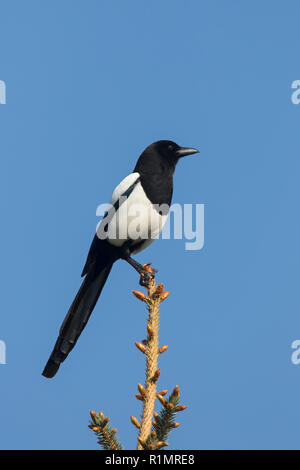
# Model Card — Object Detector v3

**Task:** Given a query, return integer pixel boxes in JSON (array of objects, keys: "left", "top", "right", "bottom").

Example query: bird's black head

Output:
[
  {"left": 148, "top": 140, "right": 199, "bottom": 162},
  {"left": 134, "top": 140, "right": 199, "bottom": 175}
]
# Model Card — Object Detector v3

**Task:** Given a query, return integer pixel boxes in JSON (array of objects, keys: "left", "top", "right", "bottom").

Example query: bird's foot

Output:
[
  {"left": 139, "top": 264, "right": 157, "bottom": 287},
  {"left": 143, "top": 263, "right": 158, "bottom": 274}
]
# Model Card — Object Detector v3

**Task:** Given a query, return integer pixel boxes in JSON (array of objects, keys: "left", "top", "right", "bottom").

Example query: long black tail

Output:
[{"left": 42, "top": 262, "right": 113, "bottom": 378}]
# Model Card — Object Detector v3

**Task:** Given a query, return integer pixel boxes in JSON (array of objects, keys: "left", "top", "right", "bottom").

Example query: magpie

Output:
[{"left": 42, "top": 140, "right": 199, "bottom": 378}]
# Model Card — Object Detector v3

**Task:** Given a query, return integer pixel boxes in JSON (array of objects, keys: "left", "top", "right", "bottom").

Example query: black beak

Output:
[{"left": 176, "top": 146, "right": 199, "bottom": 158}]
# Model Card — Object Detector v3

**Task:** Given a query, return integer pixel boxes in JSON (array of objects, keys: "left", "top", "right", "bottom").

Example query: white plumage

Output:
[{"left": 97, "top": 172, "right": 168, "bottom": 253}]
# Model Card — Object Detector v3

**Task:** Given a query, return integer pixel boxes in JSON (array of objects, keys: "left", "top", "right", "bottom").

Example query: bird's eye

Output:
[{"left": 168, "top": 144, "right": 174, "bottom": 151}]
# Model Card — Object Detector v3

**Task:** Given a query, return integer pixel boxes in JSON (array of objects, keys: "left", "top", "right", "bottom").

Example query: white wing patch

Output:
[
  {"left": 96, "top": 172, "right": 168, "bottom": 253},
  {"left": 110, "top": 172, "right": 140, "bottom": 206}
]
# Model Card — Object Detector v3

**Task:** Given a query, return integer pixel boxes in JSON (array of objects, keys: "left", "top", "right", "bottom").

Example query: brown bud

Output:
[
  {"left": 171, "top": 422, "right": 180, "bottom": 428},
  {"left": 137, "top": 436, "right": 146, "bottom": 447},
  {"left": 99, "top": 411, "right": 104, "bottom": 420},
  {"left": 135, "top": 341, "right": 146, "bottom": 353},
  {"left": 132, "top": 290, "right": 147, "bottom": 301},
  {"left": 167, "top": 402, "right": 174, "bottom": 410},
  {"left": 92, "top": 426, "right": 101, "bottom": 432},
  {"left": 155, "top": 283, "right": 164, "bottom": 295},
  {"left": 152, "top": 368, "right": 161, "bottom": 382},
  {"left": 102, "top": 417, "right": 109, "bottom": 427},
  {"left": 135, "top": 394, "right": 144, "bottom": 401},
  {"left": 152, "top": 420, "right": 158, "bottom": 428},
  {"left": 138, "top": 383, "right": 146, "bottom": 397},
  {"left": 130, "top": 416, "right": 141, "bottom": 429},
  {"left": 153, "top": 411, "right": 159, "bottom": 418},
  {"left": 159, "top": 345, "right": 169, "bottom": 354},
  {"left": 151, "top": 430, "right": 157, "bottom": 438},
  {"left": 90, "top": 410, "right": 97, "bottom": 420},
  {"left": 160, "top": 291, "right": 170, "bottom": 301},
  {"left": 157, "top": 393, "right": 167, "bottom": 406},
  {"left": 147, "top": 325, "right": 154, "bottom": 337},
  {"left": 172, "top": 385, "right": 180, "bottom": 398},
  {"left": 158, "top": 389, "right": 168, "bottom": 396},
  {"left": 156, "top": 441, "right": 169, "bottom": 448},
  {"left": 143, "top": 264, "right": 154, "bottom": 274},
  {"left": 175, "top": 405, "right": 187, "bottom": 412},
  {"left": 111, "top": 428, "right": 117, "bottom": 434}
]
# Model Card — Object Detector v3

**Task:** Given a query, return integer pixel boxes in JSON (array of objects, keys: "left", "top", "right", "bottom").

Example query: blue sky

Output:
[{"left": 1, "top": 0, "right": 300, "bottom": 450}]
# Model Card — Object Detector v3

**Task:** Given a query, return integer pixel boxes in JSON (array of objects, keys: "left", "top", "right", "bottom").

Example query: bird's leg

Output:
[
  {"left": 125, "top": 257, "right": 155, "bottom": 286},
  {"left": 120, "top": 245, "right": 155, "bottom": 286}
]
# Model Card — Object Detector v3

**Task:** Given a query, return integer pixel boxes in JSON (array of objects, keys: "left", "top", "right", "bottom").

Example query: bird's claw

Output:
[
  {"left": 143, "top": 263, "right": 158, "bottom": 274},
  {"left": 139, "top": 264, "right": 156, "bottom": 286},
  {"left": 139, "top": 273, "right": 152, "bottom": 287}
]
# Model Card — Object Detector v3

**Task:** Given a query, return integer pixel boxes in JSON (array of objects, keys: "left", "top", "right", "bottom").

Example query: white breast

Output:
[{"left": 99, "top": 174, "right": 168, "bottom": 253}]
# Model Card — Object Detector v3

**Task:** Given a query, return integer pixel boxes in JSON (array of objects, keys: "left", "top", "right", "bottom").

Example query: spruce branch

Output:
[
  {"left": 88, "top": 263, "right": 187, "bottom": 450},
  {"left": 89, "top": 411, "right": 124, "bottom": 450},
  {"left": 132, "top": 266, "right": 187, "bottom": 450},
  {"left": 133, "top": 265, "right": 168, "bottom": 450},
  {"left": 151, "top": 386, "right": 186, "bottom": 444}
]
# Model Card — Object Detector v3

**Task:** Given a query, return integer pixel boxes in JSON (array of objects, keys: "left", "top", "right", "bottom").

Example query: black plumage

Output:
[{"left": 42, "top": 140, "right": 198, "bottom": 378}]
